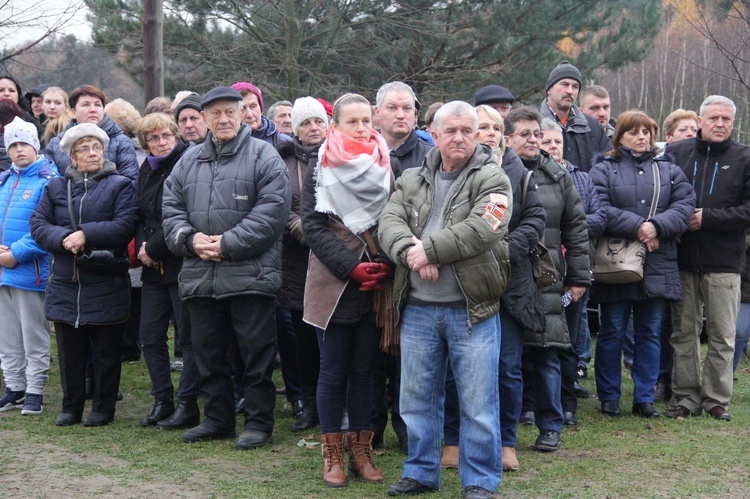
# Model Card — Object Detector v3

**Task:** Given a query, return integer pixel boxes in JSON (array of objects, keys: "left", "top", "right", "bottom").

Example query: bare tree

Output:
[{"left": 0, "top": 0, "right": 83, "bottom": 65}]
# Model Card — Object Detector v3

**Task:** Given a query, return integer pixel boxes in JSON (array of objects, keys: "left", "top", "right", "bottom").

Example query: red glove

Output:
[
  {"left": 350, "top": 262, "right": 382, "bottom": 283},
  {"left": 359, "top": 280, "right": 385, "bottom": 292},
  {"left": 357, "top": 262, "right": 394, "bottom": 291}
]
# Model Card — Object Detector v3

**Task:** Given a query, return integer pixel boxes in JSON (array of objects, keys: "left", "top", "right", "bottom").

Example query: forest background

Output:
[{"left": 1, "top": 0, "right": 748, "bottom": 141}]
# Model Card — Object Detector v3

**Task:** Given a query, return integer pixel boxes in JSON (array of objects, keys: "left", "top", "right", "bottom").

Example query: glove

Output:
[
  {"left": 374, "top": 262, "right": 394, "bottom": 279},
  {"left": 359, "top": 280, "right": 385, "bottom": 292},
  {"left": 349, "top": 262, "right": 383, "bottom": 283}
]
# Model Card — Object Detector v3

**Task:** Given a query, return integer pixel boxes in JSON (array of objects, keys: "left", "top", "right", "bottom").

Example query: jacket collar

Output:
[
  {"left": 198, "top": 124, "right": 252, "bottom": 160},
  {"left": 65, "top": 159, "right": 117, "bottom": 183},
  {"left": 421, "top": 143, "right": 496, "bottom": 179},
  {"left": 523, "top": 150, "right": 566, "bottom": 181},
  {"left": 540, "top": 99, "right": 591, "bottom": 134},
  {"left": 694, "top": 130, "right": 733, "bottom": 156},
  {"left": 391, "top": 129, "right": 419, "bottom": 156}
]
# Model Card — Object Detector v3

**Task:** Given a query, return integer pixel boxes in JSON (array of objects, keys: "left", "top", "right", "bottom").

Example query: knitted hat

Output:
[
  {"left": 60, "top": 123, "right": 110, "bottom": 157},
  {"left": 316, "top": 98, "right": 333, "bottom": 118},
  {"left": 24, "top": 84, "right": 49, "bottom": 101},
  {"left": 291, "top": 97, "right": 328, "bottom": 136},
  {"left": 200, "top": 86, "right": 243, "bottom": 109},
  {"left": 474, "top": 85, "right": 515, "bottom": 106},
  {"left": 3, "top": 116, "right": 40, "bottom": 154},
  {"left": 546, "top": 60, "right": 582, "bottom": 93},
  {"left": 230, "top": 82, "right": 264, "bottom": 111},
  {"left": 174, "top": 93, "right": 202, "bottom": 120}
]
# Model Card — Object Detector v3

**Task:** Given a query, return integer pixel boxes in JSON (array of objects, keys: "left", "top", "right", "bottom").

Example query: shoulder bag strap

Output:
[
  {"left": 66, "top": 179, "right": 79, "bottom": 231},
  {"left": 648, "top": 161, "right": 661, "bottom": 219},
  {"left": 521, "top": 169, "right": 532, "bottom": 210}
]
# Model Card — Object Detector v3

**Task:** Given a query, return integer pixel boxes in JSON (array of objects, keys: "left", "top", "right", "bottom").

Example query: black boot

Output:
[
  {"left": 140, "top": 398, "right": 175, "bottom": 427},
  {"left": 156, "top": 398, "right": 200, "bottom": 430},
  {"left": 291, "top": 392, "right": 318, "bottom": 433}
]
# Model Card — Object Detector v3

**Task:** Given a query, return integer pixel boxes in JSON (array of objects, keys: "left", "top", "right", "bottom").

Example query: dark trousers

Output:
[
  {"left": 277, "top": 307, "right": 303, "bottom": 403},
  {"left": 443, "top": 363, "right": 460, "bottom": 446},
  {"left": 56, "top": 322, "right": 122, "bottom": 416},
  {"left": 291, "top": 309, "right": 320, "bottom": 392},
  {"left": 316, "top": 315, "right": 380, "bottom": 434},
  {"left": 139, "top": 282, "right": 199, "bottom": 402},
  {"left": 188, "top": 295, "right": 277, "bottom": 432},
  {"left": 525, "top": 346, "right": 564, "bottom": 433},
  {"left": 121, "top": 286, "right": 141, "bottom": 359},
  {"left": 372, "top": 351, "right": 407, "bottom": 441}
]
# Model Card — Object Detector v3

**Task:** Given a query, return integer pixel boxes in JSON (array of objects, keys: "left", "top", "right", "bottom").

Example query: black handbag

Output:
[
  {"left": 521, "top": 170, "right": 558, "bottom": 289},
  {"left": 67, "top": 179, "right": 130, "bottom": 275}
]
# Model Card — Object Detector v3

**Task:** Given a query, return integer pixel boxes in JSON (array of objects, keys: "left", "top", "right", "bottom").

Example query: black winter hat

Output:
[
  {"left": 474, "top": 85, "right": 515, "bottom": 106},
  {"left": 174, "top": 93, "right": 202, "bottom": 120},
  {"left": 545, "top": 60, "right": 582, "bottom": 93},
  {"left": 24, "top": 84, "right": 49, "bottom": 101},
  {"left": 200, "top": 86, "right": 242, "bottom": 109}
]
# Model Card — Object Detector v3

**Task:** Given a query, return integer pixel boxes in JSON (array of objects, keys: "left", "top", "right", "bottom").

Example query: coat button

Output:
[
  {"left": 639, "top": 170, "right": 644, "bottom": 175},
  {"left": 641, "top": 199, "right": 646, "bottom": 203}
]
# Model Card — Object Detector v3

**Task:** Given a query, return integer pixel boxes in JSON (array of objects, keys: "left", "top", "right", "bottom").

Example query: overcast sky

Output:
[{"left": 1, "top": 0, "right": 92, "bottom": 50}]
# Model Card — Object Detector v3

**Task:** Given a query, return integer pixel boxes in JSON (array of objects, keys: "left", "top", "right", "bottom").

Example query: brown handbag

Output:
[{"left": 521, "top": 170, "right": 558, "bottom": 289}]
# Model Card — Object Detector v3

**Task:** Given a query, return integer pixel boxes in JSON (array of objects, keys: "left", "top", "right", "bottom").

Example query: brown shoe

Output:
[
  {"left": 502, "top": 446, "right": 520, "bottom": 471},
  {"left": 346, "top": 430, "right": 384, "bottom": 483},
  {"left": 708, "top": 406, "right": 731, "bottom": 421},
  {"left": 321, "top": 433, "right": 347, "bottom": 487},
  {"left": 664, "top": 405, "right": 692, "bottom": 419},
  {"left": 441, "top": 445, "right": 459, "bottom": 469}
]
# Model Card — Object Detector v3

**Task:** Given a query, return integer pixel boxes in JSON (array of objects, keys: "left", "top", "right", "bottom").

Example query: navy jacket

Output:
[
  {"left": 390, "top": 129, "right": 433, "bottom": 171},
  {"left": 590, "top": 149, "right": 695, "bottom": 302},
  {"left": 540, "top": 100, "right": 611, "bottom": 172},
  {"left": 666, "top": 132, "right": 750, "bottom": 273},
  {"left": 30, "top": 162, "right": 138, "bottom": 325}
]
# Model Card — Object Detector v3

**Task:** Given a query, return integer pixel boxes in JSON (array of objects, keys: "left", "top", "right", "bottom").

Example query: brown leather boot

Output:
[
  {"left": 502, "top": 446, "right": 520, "bottom": 471},
  {"left": 321, "top": 433, "right": 347, "bottom": 487},
  {"left": 441, "top": 445, "right": 459, "bottom": 468},
  {"left": 346, "top": 430, "right": 384, "bottom": 483}
]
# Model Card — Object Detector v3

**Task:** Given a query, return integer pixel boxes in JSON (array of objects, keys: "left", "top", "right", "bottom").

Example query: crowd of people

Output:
[{"left": 0, "top": 58, "right": 749, "bottom": 498}]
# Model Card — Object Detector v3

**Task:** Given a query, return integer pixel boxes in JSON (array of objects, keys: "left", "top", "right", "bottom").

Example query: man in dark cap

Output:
[
  {"left": 474, "top": 84, "right": 515, "bottom": 118},
  {"left": 173, "top": 92, "right": 208, "bottom": 145},
  {"left": 162, "top": 86, "right": 291, "bottom": 450},
  {"left": 539, "top": 61, "right": 610, "bottom": 171}
]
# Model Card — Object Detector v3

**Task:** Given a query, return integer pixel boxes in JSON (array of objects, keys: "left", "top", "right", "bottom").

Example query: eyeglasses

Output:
[
  {"left": 146, "top": 132, "right": 175, "bottom": 144},
  {"left": 73, "top": 144, "right": 104, "bottom": 155},
  {"left": 508, "top": 130, "right": 541, "bottom": 140}
]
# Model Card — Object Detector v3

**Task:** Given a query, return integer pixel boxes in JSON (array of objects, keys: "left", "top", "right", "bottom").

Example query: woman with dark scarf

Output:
[
  {"left": 301, "top": 93, "right": 398, "bottom": 488},
  {"left": 133, "top": 113, "right": 200, "bottom": 430}
]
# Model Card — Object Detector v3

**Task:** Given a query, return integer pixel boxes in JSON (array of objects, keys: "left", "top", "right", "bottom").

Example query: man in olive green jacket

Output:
[{"left": 379, "top": 101, "right": 512, "bottom": 499}]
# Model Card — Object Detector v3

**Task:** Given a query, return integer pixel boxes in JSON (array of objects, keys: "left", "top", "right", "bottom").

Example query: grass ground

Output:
[{"left": 2, "top": 339, "right": 750, "bottom": 498}]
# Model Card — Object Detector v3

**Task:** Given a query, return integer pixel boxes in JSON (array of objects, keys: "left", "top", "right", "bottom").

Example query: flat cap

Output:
[
  {"left": 474, "top": 85, "right": 515, "bottom": 106},
  {"left": 200, "top": 86, "right": 243, "bottom": 109}
]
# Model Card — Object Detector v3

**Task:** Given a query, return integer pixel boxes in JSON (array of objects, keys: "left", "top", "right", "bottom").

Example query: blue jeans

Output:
[
  {"left": 499, "top": 311, "right": 523, "bottom": 447},
  {"left": 575, "top": 290, "right": 592, "bottom": 369},
  {"left": 526, "top": 346, "right": 564, "bottom": 433},
  {"left": 734, "top": 302, "right": 750, "bottom": 373},
  {"left": 400, "top": 305, "right": 502, "bottom": 492},
  {"left": 596, "top": 299, "right": 665, "bottom": 404}
]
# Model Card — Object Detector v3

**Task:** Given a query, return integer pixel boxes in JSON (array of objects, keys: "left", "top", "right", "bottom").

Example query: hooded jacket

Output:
[
  {"left": 0, "top": 156, "right": 57, "bottom": 291},
  {"left": 252, "top": 116, "right": 292, "bottom": 147},
  {"left": 30, "top": 161, "right": 138, "bottom": 325},
  {"left": 378, "top": 144, "right": 512, "bottom": 328},
  {"left": 44, "top": 116, "right": 139, "bottom": 183},
  {"left": 666, "top": 132, "right": 750, "bottom": 273},
  {"left": 590, "top": 148, "right": 696, "bottom": 302},
  {"left": 162, "top": 124, "right": 291, "bottom": 300},
  {"left": 521, "top": 151, "right": 589, "bottom": 348},
  {"left": 539, "top": 99, "right": 611, "bottom": 172}
]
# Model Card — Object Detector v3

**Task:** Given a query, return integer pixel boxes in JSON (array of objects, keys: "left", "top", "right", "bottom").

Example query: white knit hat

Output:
[
  {"left": 59, "top": 123, "right": 110, "bottom": 157},
  {"left": 291, "top": 97, "right": 328, "bottom": 137},
  {"left": 4, "top": 117, "right": 40, "bottom": 154}
]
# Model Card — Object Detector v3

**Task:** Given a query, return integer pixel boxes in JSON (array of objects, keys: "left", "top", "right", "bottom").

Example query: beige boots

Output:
[
  {"left": 502, "top": 446, "right": 520, "bottom": 471},
  {"left": 321, "top": 430, "right": 383, "bottom": 487}
]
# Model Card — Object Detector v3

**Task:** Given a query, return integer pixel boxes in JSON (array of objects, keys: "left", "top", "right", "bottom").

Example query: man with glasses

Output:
[{"left": 539, "top": 61, "right": 611, "bottom": 172}]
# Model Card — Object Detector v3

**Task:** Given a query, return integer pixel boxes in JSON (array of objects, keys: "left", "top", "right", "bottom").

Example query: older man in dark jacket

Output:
[
  {"left": 665, "top": 95, "right": 750, "bottom": 422},
  {"left": 162, "top": 86, "right": 291, "bottom": 448}
]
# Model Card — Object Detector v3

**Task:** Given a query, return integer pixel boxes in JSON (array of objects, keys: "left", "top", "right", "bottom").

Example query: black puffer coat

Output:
[
  {"left": 162, "top": 124, "right": 291, "bottom": 300},
  {"left": 590, "top": 149, "right": 696, "bottom": 303},
  {"left": 278, "top": 138, "right": 320, "bottom": 310},
  {"left": 521, "top": 151, "right": 590, "bottom": 348},
  {"left": 30, "top": 162, "right": 138, "bottom": 325},
  {"left": 499, "top": 149, "right": 547, "bottom": 333},
  {"left": 135, "top": 141, "right": 188, "bottom": 285}
]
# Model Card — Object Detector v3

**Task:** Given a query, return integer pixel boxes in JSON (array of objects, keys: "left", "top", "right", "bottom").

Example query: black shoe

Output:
[
  {"left": 573, "top": 381, "right": 590, "bottom": 398},
  {"left": 519, "top": 411, "right": 535, "bottom": 425},
  {"left": 290, "top": 402, "right": 318, "bottom": 432},
  {"left": 116, "top": 390, "right": 124, "bottom": 401},
  {"left": 653, "top": 375, "right": 672, "bottom": 402},
  {"left": 235, "top": 429, "right": 273, "bottom": 450},
  {"left": 83, "top": 411, "right": 114, "bottom": 427},
  {"left": 182, "top": 422, "right": 236, "bottom": 443},
  {"left": 291, "top": 399, "right": 304, "bottom": 418},
  {"left": 157, "top": 399, "right": 200, "bottom": 430},
  {"left": 534, "top": 430, "right": 561, "bottom": 452},
  {"left": 140, "top": 399, "right": 175, "bottom": 427},
  {"left": 632, "top": 402, "right": 661, "bottom": 419},
  {"left": 234, "top": 397, "right": 245, "bottom": 415},
  {"left": 664, "top": 405, "right": 693, "bottom": 419},
  {"left": 464, "top": 486, "right": 492, "bottom": 499},
  {"left": 601, "top": 400, "right": 622, "bottom": 417},
  {"left": 55, "top": 412, "right": 82, "bottom": 426},
  {"left": 387, "top": 477, "right": 437, "bottom": 496},
  {"left": 563, "top": 411, "right": 578, "bottom": 427}
]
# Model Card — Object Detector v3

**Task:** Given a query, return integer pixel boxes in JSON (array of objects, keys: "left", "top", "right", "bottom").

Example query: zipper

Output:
[
  {"left": 452, "top": 262, "right": 473, "bottom": 338},
  {"left": 698, "top": 144, "right": 711, "bottom": 206},
  {"left": 34, "top": 259, "right": 41, "bottom": 286},
  {"left": 74, "top": 175, "right": 90, "bottom": 328},
  {"left": 0, "top": 173, "right": 21, "bottom": 280}
]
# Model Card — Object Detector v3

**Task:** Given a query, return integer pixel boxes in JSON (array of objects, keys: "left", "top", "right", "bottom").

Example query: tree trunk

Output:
[{"left": 142, "top": 0, "right": 164, "bottom": 106}]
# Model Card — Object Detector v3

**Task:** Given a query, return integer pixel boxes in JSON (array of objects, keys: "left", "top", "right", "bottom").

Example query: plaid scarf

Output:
[{"left": 315, "top": 128, "right": 391, "bottom": 233}]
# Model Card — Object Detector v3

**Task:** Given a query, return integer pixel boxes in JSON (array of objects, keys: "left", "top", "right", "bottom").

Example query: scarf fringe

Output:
[{"left": 374, "top": 279, "right": 400, "bottom": 355}]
